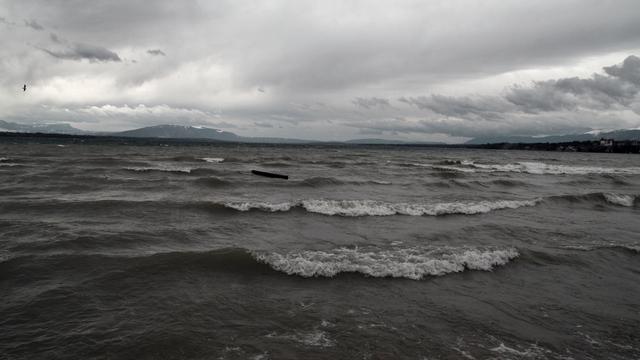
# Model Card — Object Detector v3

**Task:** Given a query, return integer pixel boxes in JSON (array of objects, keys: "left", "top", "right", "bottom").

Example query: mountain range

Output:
[
  {"left": 1, "top": 120, "right": 639, "bottom": 144},
  {"left": 0, "top": 120, "right": 86, "bottom": 135}
]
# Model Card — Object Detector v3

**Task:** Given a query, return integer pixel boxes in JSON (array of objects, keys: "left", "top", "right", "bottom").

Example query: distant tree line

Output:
[{"left": 0, "top": 131, "right": 638, "bottom": 153}]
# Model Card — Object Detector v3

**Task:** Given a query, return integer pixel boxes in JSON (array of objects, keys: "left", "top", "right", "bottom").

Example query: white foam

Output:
[
  {"left": 603, "top": 193, "right": 636, "bottom": 207},
  {"left": 124, "top": 166, "right": 192, "bottom": 173},
  {"left": 489, "top": 343, "right": 549, "bottom": 358},
  {"left": 0, "top": 157, "right": 8, "bottom": 161},
  {"left": 253, "top": 247, "right": 519, "bottom": 280},
  {"left": 223, "top": 198, "right": 538, "bottom": 216},
  {"left": 201, "top": 157, "right": 224, "bottom": 163},
  {"left": 224, "top": 201, "right": 294, "bottom": 212},
  {"left": 266, "top": 330, "right": 335, "bottom": 347},
  {"left": 0, "top": 163, "right": 19, "bottom": 167},
  {"left": 453, "top": 161, "right": 640, "bottom": 175},
  {"left": 299, "top": 199, "right": 539, "bottom": 217}
]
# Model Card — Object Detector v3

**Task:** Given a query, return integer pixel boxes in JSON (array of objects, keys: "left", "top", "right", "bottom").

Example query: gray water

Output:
[{"left": 1, "top": 142, "right": 639, "bottom": 359}]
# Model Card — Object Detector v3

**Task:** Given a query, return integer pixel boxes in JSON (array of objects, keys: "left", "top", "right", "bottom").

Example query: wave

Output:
[
  {"left": 194, "top": 177, "right": 233, "bottom": 187},
  {"left": 444, "top": 161, "right": 640, "bottom": 175},
  {"left": 2, "top": 246, "right": 519, "bottom": 280},
  {"left": 124, "top": 166, "right": 193, "bottom": 174},
  {"left": 123, "top": 166, "right": 221, "bottom": 175},
  {"left": 200, "top": 157, "right": 224, "bottom": 163},
  {"left": 603, "top": 193, "right": 636, "bottom": 207},
  {"left": 489, "top": 179, "right": 528, "bottom": 187},
  {"left": 191, "top": 176, "right": 392, "bottom": 189},
  {"left": 297, "top": 177, "right": 391, "bottom": 187},
  {"left": 557, "top": 244, "right": 640, "bottom": 253},
  {"left": 549, "top": 192, "right": 637, "bottom": 207},
  {"left": 6, "top": 193, "right": 630, "bottom": 218},
  {"left": 253, "top": 246, "right": 519, "bottom": 279},
  {"left": 224, "top": 201, "right": 294, "bottom": 212},
  {"left": 223, "top": 198, "right": 540, "bottom": 216}
]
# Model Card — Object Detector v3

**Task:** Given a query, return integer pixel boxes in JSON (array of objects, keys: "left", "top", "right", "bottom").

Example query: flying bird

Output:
[{"left": 23, "top": 84, "right": 26, "bottom": 92}]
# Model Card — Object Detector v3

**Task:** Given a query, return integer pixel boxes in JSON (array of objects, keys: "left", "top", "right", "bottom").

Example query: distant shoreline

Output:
[{"left": 0, "top": 131, "right": 638, "bottom": 153}]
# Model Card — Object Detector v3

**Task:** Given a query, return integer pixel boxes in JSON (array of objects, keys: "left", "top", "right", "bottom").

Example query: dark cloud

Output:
[
  {"left": 352, "top": 97, "right": 391, "bottom": 109},
  {"left": 0, "top": 17, "right": 17, "bottom": 26},
  {"left": 24, "top": 19, "right": 44, "bottom": 30},
  {"left": 603, "top": 54, "right": 640, "bottom": 85},
  {"left": 40, "top": 43, "right": 122, "bottom": 62},
  {"left": 401, "top": 56, "right": 640, "bottom": 118},
  {"left": 49, "top": 33, "right": 63, "bottom": 43},
  {"left": 147, "top": 49, "right": 166, "bottom": 56},
  {"left": 505, "top": 60, "right": 640, "bottom": 112},
  {"left": 399, "top": 95, "right": 513, "bottom": 119}
]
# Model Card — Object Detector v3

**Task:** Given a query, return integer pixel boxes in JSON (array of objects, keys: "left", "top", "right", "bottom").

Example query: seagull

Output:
[{"left": 23, "top": 84, "right": 26, "bottom": 92}]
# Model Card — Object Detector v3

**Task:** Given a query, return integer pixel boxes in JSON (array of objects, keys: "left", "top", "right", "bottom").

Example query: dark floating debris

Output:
[{"left": 251, "top": 169, "right": 289, "bottom": 180}]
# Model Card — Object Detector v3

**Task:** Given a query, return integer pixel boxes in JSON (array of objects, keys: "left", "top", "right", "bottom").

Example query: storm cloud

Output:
[
  {"left": 147, "top": 49, "right": 166, "bottom": 56},
  {"left": 397, "top": 56, "right": 640, "bottom": 117},
  {"left": 24, "top": 19, "right": 43, "bottom": 30},
  {"left": 1, "top": 1, "right": 640, "bottom": 142},
  {"left": 352, "top": 97, "right": 391, "bottom": 109},
  {"left": 40, "top": 43, "right": 122, "bottom": 62}
]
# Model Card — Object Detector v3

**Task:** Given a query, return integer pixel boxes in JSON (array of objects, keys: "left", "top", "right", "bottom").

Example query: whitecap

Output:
[
  {"left": 224, "top": 201, "right": 294, "bottom": 212},
  {"left": 201, "top": 157, "right": 224, "bottom": 163},
  {"left": 300, "top": 199, "right": 540, "bottom": 217},
  {"left": 457, "top": 161, "right": 640, "bottom": 175},
  {"left": 253, "top": 246, "right": 519, "bottom": 280},
  {"left": 223, "top": 198, "right": 539, "bottom": 216},
  {"left": 603, "top": 193, "right": 636, "bottom": 207}
]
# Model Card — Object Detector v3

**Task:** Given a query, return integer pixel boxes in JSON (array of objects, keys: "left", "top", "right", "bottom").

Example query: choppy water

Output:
[{"left": 1, "top": 142, "right": 639, "bottom": 359}]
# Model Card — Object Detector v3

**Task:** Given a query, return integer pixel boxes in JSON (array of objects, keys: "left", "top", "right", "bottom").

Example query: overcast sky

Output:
[{"left": 1, "top": 0, "right": 640, "bottom": 142}]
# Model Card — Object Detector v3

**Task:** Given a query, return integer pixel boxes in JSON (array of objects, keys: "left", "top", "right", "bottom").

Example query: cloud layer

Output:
[{"left": 1, "top": 1, "right": 640, "bottom": 141}]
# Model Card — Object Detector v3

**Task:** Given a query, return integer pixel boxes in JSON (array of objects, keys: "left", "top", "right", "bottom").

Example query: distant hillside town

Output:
[{"left": 480, "top": 138, "right": 640, "bottom": 153}]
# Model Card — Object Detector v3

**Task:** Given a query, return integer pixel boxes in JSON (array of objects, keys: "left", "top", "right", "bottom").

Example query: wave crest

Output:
[
  {"left": 200, "top": 157, "right": 224, "bottom": 163},
  {"left": 222, "top": 198, "right": 539, "bottom": 216},
  {"left": 448, "top": 161, "right": 640, "bottom": 175},
  {"left": 253, "top": 247, "right": 519, "bottom": 279},
  {"left": 224, "top": 201, "right": 294, "bottom": 212},
  {"left": 603, "top": 193, "right": 636, "bottom": 207}
]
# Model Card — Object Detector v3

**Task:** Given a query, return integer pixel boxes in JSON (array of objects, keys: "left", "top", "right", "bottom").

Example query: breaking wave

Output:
[
  {"left": 253, "top": 246, "right": 520, "bottom": 279},
  {"left": 603, "top": 193, "right": 636, "bottom": 207},
  {"left": 441, "top": 160, "right": 640, "bottom": 175},
  {"left": 223, "top": 198, "right": 540, "bottom": 216},
  {"left": 224, "top": 201, "right": 293, "bottom": 212},
  {"left": 3, "top": 246, "right": 520, "bottom": 280},
  {"left": 200, "top": 157, "right": 224, "bottom": 163},
  {"left": 549, "top": 192, "right": 637, "bottom": 207}
]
